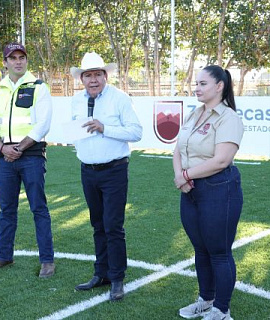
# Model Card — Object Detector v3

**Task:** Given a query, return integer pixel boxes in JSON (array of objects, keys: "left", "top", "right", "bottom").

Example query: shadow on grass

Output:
[{"left": 8, "top": 147, "right": 270, "bottom": 319}]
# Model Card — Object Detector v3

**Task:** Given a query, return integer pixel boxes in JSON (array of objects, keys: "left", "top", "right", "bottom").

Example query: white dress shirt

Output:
[{"left": 71, "top": 84, "right": 142, "bottom": 164}]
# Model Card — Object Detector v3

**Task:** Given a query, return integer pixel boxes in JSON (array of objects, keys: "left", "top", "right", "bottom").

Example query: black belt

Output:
[
  {"left": 0, "top": 141, "right": 46, "bottom": 157},
  {"left": 83, "top": 157, "right": 129, "bottom": 171}
]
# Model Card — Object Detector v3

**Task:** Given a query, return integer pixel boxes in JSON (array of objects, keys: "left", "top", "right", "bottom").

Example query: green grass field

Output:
[{"left": 0, "top": 146, "right": 269, "bottom": 320}]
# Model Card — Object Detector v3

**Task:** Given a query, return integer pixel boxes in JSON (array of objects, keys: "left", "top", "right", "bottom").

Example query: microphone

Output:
[{"left": 88, "top": 97, "right": 95, "bottom": 117}]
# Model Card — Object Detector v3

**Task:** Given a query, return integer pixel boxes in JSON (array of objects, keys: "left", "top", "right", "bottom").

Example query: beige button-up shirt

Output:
[{"left": 177, "top": 103, "right": 244, "bottom": 169}]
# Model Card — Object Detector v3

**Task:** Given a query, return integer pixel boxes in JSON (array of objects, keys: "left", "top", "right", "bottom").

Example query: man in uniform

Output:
[{"left": 0, "top": 43, "right": 55, "bottom": 278}]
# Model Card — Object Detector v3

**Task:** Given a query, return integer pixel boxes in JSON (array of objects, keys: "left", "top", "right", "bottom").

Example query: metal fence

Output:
[{"left": 50, "top": 76, "right": 270, "bottom": 97}]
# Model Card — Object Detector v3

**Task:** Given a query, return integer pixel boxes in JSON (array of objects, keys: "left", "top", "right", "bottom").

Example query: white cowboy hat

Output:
[{"left": 70, "top": 52, "right": 117, "bottom": 79}]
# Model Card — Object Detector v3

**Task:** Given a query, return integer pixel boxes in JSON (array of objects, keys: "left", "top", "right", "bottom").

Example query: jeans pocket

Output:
[{"left": 204, "top": 172, "right": 228, "bottom": 186}]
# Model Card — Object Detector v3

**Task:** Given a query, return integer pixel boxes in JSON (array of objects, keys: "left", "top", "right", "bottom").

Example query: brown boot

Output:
[
  {"left": 0, "top": 260, "right": 14, "bottom": 268},
  {"left": 39, "top": 263, "right": 55, "bottom": 278}
]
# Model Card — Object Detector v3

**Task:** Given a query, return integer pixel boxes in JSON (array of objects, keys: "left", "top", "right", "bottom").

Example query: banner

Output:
[{"left": 46, "top": 96, "right": 270, "bottom": 159}]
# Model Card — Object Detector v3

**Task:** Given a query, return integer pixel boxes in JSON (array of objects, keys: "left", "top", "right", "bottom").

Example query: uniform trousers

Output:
[
  {"left": 81, "top": 161, "right": 128, "bottom": 282},
  {"left": 180, "top": 165, "right": 243, "bottom": 313},
  {"left": 0, "top": 155, "right": 54, "bottom": 263}
]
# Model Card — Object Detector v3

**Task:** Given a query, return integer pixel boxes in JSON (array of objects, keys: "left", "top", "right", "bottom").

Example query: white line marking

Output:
[
  {"left": 177, "top": 270, "right": 270, "bottom": 300},
  {"left": 235, "top": 282, "right": 270, "bottom": 300},
  {"left": 38, "top": 292, "right": 110, "bottom": 320},
  {"left": 140, "top": 155, "right": 173, "bottom": 159},
  {"left": 38, "top": 251, "right": 270, "bottom": 320},
  {"left": 234, "top": 161, "right": 261, "bottom": 165},
  {"left": 38, "top": 258, "right": 195, "bottom": 320},
  {"left": 14, "top": 251, "right": 164, "bottom": 271},
  {"left": 127, "top": 259, "right": 164, "bottom": 271},
  {"left": 16, "top": 229, "right": 270, "bottom": 320},
  {"left": 139, "top": 154, "right": 262, "bottom": 165},
  {"left": 232, "top": 229, "right": 270, "bottom": 249}
]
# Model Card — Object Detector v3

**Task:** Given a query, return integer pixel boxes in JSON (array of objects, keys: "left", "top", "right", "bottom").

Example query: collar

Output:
[
  {"left": 0, "top": 70, "right": 35, "bottom": 91},
  {"left": 212, "top": 102, "right": 228, "bottom": 115},
  {"left": 197, "top": 102, "right": 228, "bottom": 116}
]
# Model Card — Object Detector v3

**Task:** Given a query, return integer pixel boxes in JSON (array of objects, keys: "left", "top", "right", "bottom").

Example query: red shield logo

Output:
[{"left": 153, "top": 101, "right": 183, "bottom": 144}]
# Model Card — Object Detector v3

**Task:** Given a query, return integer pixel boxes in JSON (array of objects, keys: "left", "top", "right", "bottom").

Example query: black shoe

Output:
[
  {"left": 75, "top": 276, "right": 111, "bottom": 291},
  {"left": 110, "top": 281, "right": 124, "bottom": 301},
  {"left": 0, "top": 260, "right": 14, "bottom": 268}
]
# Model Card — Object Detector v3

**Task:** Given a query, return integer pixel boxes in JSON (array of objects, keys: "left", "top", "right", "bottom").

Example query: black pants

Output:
[{"left": 81, "top": 162, "right": 128, "bottom": 281}]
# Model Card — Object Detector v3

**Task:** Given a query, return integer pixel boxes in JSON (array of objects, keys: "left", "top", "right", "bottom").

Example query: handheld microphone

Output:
[{"left": 88, "top": 97, "right": 95, "bottom": 117}]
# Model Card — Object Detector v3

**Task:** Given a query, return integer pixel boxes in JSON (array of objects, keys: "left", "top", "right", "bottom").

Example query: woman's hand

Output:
[
  {"left": 180, "top": 182, "right": 193, "bottom": 193},
  {"left": 174, "top": 172, "right": 186, "bottom": 189},
  {"left": 174, "top": 172, "right": 194, "bottom": 193}
]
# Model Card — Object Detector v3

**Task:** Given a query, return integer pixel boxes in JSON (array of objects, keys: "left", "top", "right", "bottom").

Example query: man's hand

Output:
[
  {"left": 82, "top": 119, "right": 104, "bottom": 134},
  {"left": 2, "top": 144, "right": 22, "bottom": 162}
]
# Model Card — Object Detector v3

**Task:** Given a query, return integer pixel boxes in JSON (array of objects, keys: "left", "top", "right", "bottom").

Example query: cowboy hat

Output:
[{"left": 70, "top": 52, "right": 117, "bottom": 79}]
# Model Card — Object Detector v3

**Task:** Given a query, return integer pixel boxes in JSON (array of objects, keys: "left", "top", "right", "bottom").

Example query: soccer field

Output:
[{"left": 1, "top": 146, "right": 269, "bottom": 319}]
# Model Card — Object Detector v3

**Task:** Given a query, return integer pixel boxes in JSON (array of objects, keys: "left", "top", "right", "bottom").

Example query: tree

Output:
[
  {"left": 138, "top": 0, "right": 171, "bottom": 95},
  {"left": 94, "top": 0, "right": 144, "bottom": 91},
  {"left": 226, "top": 0, "right": 270, "bottom": 95},
  {"left": 217, "top": 0, "right": 229, "bottom": 66},
  {"left": 175, "top": 0, "right": 221, "bottom": 95},
  {"left": 24, "top": 0, "right": 110, "bottom": 94}
]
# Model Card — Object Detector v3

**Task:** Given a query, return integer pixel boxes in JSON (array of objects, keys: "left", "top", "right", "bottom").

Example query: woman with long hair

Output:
[{"left": 174, "top": 65, "right": 244, "bottom": 320}]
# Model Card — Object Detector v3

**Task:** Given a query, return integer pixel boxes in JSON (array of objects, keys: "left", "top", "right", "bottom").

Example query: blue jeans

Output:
[
  {"left": 0, "top": 156, "right": 54, "bottom": 263},
  {"left": 180, "top": 165, "right": 243, "bottom": 313},
  {"left": 81, "top": 162, "right": 128, "bottom": 282}
]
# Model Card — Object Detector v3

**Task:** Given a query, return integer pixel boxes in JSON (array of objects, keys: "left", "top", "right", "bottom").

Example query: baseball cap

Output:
[{"left": 3, "top": 42, "right": 27, "bottom": 58}]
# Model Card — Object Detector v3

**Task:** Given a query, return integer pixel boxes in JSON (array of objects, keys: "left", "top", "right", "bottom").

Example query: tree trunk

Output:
[
  {"left": 217, "top": 0, "right": 228, "bottom": 66},
  {"left": 42, "top": 0, "right": 53, "bottom": 86},
  {"left": 143, "top": 43, "right": 154, "bottom": 95},
  {"left": 237, "top": 67, "right": 249, "bottom": 96},
  {"left": 185, "top": 47, "right": 197, "bottom": 96},
  {"left": 142, "top": 8, "right": 154, "bottom": 96},
  {"left": 152, "top": 0, "right": 161, "bottom": 95}
]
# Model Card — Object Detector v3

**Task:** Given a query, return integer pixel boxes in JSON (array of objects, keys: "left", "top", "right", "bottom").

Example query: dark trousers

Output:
[
  {"left": 81, "top": 162, "right": 128, "bottom": 281},
  {"left": 180, "top": 165, "right": 243, "bottom": 313},
  {"left": 0, "top": 156, "right": 54, "bottom": 263}
]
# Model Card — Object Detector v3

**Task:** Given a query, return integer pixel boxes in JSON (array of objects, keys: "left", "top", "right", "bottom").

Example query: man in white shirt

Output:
[
  {"left": 0, "top": 43, "right": 55, "bottom": 278},
  {"left": 70, "top": 52, "right": 142, "bottom": 301}
]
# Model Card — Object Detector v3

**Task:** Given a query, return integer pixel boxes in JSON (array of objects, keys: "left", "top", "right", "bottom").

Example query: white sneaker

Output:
[
  {"left": 203, "top": 307, "right": 233, "bottom": 320},
  {"left": 179, "top": 296, "right": 213, "bottom": 319}
]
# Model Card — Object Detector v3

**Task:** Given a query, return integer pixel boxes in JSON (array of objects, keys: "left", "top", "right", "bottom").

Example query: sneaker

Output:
[
  {"left": 203, "top": 307, "right": 233, "bottom": 320},
  {"left": 179, "top": 296, "right": 213, "bottom": 319}
]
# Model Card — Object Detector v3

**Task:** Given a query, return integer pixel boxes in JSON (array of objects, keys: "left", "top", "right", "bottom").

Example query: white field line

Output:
[
  {"left": 233, "top": 161, "right": 261, "bottom": 165},
  {"left": 232, "top": 229, "right": 270, "bottom": 249},
  {"left": 139, "top": 154, "right": 261, "bottom": 165},
  {"left": 235, "top": 282, "right": 270, "bottom": 300},
  {"left": 34, "top": 229, "right": 270, "bottom": 320},
  {"left": 177, "top": 270, "right": 270, "bottom": 300},
  {"left": 14, "top": 250, "right": 164, "bottom": 272},
  {"left": 38, "top": 258, "right": 195, "bottom": 320}
]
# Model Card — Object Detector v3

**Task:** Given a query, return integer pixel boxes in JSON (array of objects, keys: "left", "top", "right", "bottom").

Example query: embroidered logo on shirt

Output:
[
  {"left": 198, "top": 123, "right": 210, "bottom": 135},
  {"left": 18, "top": 93, "right": 32, "bottom": 99}
]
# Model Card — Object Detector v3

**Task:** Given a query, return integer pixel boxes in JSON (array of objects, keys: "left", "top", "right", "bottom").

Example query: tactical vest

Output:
[{"left": 0, "top": 71, "right": 44, "bottom": 143}]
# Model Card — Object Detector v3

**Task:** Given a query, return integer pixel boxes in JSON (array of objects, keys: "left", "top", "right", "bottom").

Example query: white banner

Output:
[{"left": 46, "top": 96, "right": 270, "bottom": 159}]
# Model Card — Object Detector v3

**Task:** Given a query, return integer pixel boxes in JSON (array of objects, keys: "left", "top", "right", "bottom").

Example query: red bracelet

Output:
[
  {"left": 183, "top": 169, "right": 194, "bottom": 188},
  {"left": 185, "top": 169, "right": 191, "bottom": 181},
  {"left": 182, "top": 169, "right": 189, "bottom": 181}
]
